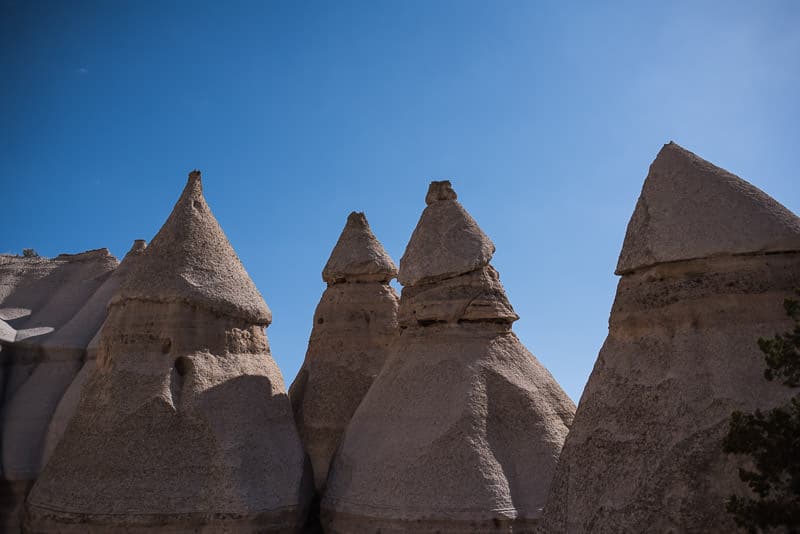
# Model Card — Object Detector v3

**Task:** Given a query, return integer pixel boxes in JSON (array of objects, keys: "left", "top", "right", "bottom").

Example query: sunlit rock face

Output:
[
  {"left": 289, "top": 211, "right": 399, "bottom": 492},
  {"left": 322, "top": 181, "right": 575, "bottom": 533},
  {"left": 0, "top": 248, "right": 118, "bottom": 532},
  {"left": 41, "top": 239, "right": 148, "bottom": 466},
  {"left": 25, "top": 171, "right": 311, "bottom": 533},
  {"left": 540, "top": 143, "right": 800, "bottom": 533}
]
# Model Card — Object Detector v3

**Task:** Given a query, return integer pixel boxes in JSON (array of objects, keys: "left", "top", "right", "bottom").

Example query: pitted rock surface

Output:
[
  {"left": 291, "top": 212, "right": 399, "bottom": 492},
  {"left": 616, "top": 142, "right": 800, "bottom": 274},
  {"left": 25, "top": 171, "right": 310, "bottom": 533},
  {"left": 115, "top": 171, "right": 272, "bottom": 324},
  {"left": 322, "top": 181, "right": 574, "bottom": 533},
  {"left": 41, "top": 239, "right": 148, "bottom": 465},
  {"left": 398, "top": 181, "right": 495, "bottom": 287},
  {"left": 541, "top": 146, "right": 800, "bottom": 533},
  {"left": 322, "top": 211, "right": 398, "bottom": 284}
]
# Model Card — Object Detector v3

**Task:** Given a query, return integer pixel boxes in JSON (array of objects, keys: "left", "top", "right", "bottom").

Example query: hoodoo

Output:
[
  {"left": 26, "top": 171, "right": 311, "bottom": 532},
  {"left": 541, "top": 143, "right": 800, "bottom": 532},
  {"left": 289, "top": 211, "right": 399, "bottom": 491},
  {"left": 322, "top": 181, "right": 575, "bottom": 533},
  {"left": 0, "top": 248, "right": 118, "bottom": 532}
]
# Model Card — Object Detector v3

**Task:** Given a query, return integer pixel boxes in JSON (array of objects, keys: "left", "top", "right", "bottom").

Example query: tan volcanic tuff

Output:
[
  {"left": 322, "top": 181, "right": 576, "bottom": 533},
  {"left": 540, "top": 143, "right": 800, "bottom": 533},
  {"left": 26, "top": 171, "right": 311, "bottom": 533},
  {"left": 42, "top": 239, "right": 148, "bottom": 465},
  {"left": 616, "top": 141, "right": 800, "bottom": 274},
  {"left": 0, "top": 249, "right": 118, "bottom": 533},
  {"left": 290, "top": 212, "right": 399, "bottom": 492}
]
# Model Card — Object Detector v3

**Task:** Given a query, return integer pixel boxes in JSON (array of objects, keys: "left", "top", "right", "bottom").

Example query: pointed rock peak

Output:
[
  {"left": 115, "top": 170, "right": 272, "bottom": 324},
  {"left": 425, "top": 180, "right": 458, "bottom": 205},
  {"left": 616, "top": 142, "right": 800, "bottom": 274},
  {"left": 399, "top": 181, "right": 495, "bottom": 287},
  {"left": 111, "top": 239, "right": 147, "bottom": 282},
  {"left": 322, "top": 211, "right": 397, "bottom": 284},
  {"left": 120, "top": 239, "right": 147, "bottom": 263},
  {"left": 346, "top": 211, "right": 368, "bottom": 229}
]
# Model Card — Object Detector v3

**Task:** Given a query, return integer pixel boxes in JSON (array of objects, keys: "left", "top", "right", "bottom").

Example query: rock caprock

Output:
[
  {"left": 322, "top": 181, "right": 576, "bottom": 533},
  {"left": 290, "top": 211, "right": 399, "bottom": 492},
  {"left": 540, "top": 142, "right": 800, "bottom": 533},
  {"left": 25, "top": 171, "right": 312, "bottom": 533}
]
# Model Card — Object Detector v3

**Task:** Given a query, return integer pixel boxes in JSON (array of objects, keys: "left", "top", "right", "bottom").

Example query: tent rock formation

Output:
[
  {"left": 541, "top": 142, "right": 800, "bottom": 533},
  {"left": 290, "top": 211, "right": 399, "bottom": 492},
  {"left": 25, "top": 171, "right": 311, "bottom": 533},
  {"left": 322, "top": 181, "right": 576, "bottom": 533}
]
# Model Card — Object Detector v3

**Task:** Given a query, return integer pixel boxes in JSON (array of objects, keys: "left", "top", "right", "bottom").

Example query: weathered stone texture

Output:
[
  {"left": 617, "top": 141, "right": 800, "bottom": 274},
  {"left": 25, "top": 171, "right": 310, "bottom": 533},
  {"left": 541, "top": 143, "right": 800, "bottom": 533},
  {"left": 322, "top": 181, "right": 575, "bottom": 533},
  {"left": 0, "top": 249, "right": 118, "bottom": 532},
  {"left": 291, "top": 212, "right": 399, "bottom": 492}
]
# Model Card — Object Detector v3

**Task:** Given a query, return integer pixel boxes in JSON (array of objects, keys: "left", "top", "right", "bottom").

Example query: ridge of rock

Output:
[
  {"left": 322, "top": 212, "right": 397, "bottom": 283},
  {"left": 0, "top": 247, "right": 118, "bottom": 530},
  {"left": 617, "top": 142, "right": 800, "bottom": 274},
  {"left": 114, "top": 171, "right": 271, "bottom": 324},
  {"left": 41, "top": 239, "right": 147, "bottom": 350}
]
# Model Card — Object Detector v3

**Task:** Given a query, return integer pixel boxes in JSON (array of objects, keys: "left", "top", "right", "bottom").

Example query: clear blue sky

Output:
[{"left": 2, "top": 1, "right": 798, "bottom": 402}]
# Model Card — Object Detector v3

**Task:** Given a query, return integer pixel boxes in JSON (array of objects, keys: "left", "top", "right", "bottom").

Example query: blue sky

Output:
[{"left": 2, "top": 0, "right": 798, "bottom": 402}]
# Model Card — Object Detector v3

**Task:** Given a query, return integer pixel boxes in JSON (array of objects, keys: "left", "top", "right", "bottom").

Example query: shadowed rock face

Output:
[
  {"left": 541, "top": 143, "right": 800, "bottom": 533},
  {"left": 322, "top": 181, "right": 575, "bottom": 533},
  {"left": 0, "top": 249, "right": 118, "bottom": 532},
  {"left": 290, "top": 212, "right": 399, "bottom": 492},
  {"left": 25, "top": 171, "right": 311, "bottom": 533}
]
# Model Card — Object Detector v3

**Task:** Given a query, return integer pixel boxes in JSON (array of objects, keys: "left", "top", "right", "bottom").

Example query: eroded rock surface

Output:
[
  {"left": 541, "top": 143, "right": 800, "bottom": 533},
  {"left": 398, "top": 181, "right": 495, "bottom": 287},
  {"left": 322, "top": 181, "right": 575, "bottom": 533},
  {"left": 25, "top": 171, "right": 311, "bottom": 533},
  {"left": 41, "top": 239, "right": 148, "bottom": 465},
  {"left": 0, "top": 249, "right": 118, "bottom": 532},
  {"left": 616, "top": 141, "right": 800, "bottom": 274},
  {"left": 290, "top": 212, "right": 399, "bottom": 492}
]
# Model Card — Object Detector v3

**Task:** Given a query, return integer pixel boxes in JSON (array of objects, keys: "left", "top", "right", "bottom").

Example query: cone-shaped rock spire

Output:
[
  {"left": 322, "top": 181, "right": 575, "bottom": 532},
  {"left": 115, "top": 171, "right": 271, "bottom": 324},
  {"left": 26, "top": 171, "right": 310, "bottom": 532},
  {"left": 322, "top": 211, "right": 397, "bottom": 283},
  {"left": 398, "top": 180, "right": 495, "bottom": 286},
  {"left": 541, "top": 144, "right": 800, "bottom": 532},
  {"left": 290, "top": 212, "right": 399, "bottom": 493},
  {"left": 617, "top": 142, "right": 800, "bottom": 274}
]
